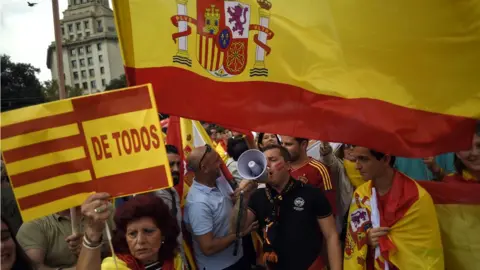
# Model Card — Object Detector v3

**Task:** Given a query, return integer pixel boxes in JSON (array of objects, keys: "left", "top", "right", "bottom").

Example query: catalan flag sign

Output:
[
  {"left": 1, "top": 84, "right": 173, "bottom": 222},
  {"left": 113, "top": 0, "right": 480, "bottom": 157}
]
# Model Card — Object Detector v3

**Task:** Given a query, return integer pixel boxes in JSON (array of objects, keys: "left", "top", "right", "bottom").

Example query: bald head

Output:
[{"left": 187, "top": 146, "right": 208, "bottom": 172}]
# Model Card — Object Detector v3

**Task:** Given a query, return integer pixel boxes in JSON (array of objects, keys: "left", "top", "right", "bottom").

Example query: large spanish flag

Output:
[{"left": 113, "top": 0, "right": 479, "bottom": 157}]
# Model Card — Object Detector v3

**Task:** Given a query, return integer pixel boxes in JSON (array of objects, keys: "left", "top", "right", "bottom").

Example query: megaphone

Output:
[{"left": 237, "top": 149, "right": 268, "bottom": 182}]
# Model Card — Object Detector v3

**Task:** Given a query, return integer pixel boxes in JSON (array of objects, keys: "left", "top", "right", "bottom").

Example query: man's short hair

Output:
[
  {"left": 227, "top": 136, "right": 249, "bottom": 161},
  {"left": 165, "top": 144, "right": 179, "bottom": 155},
  {"left": 262, "top": 144, "right": 291, "bottom": 162},
  {"left": 295, "top": 137, "right": 308, "bottom": 145},
  {"left": 369, "top": 150, "right": 396, "bottom": 167}
]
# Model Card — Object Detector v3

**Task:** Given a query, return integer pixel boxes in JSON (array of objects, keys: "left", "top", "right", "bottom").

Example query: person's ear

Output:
[
  {"left": 301, "top": 140, "right": 308, "bottom": 150},
  {"left": 286, "top": 161, "right": 292, "bottom": 171}
]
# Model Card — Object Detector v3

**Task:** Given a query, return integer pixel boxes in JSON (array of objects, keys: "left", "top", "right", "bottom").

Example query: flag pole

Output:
[
  {"left": 52, "top": 0, "right": 67, "bottom": 99},
  {"left": 52, "top": 0, "right": 73, "bottom": 230}
]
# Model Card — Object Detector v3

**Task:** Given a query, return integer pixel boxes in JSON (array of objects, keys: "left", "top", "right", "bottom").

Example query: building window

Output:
[
  {"left": 86, "top": 45, "right": 92, "bottom": 53},
  {"left": 82, "top": 82, "right": 88, "bottom": 89},
  {"left": 89, "top": 69, "right": 95, "bottom": 77},
  {"left": 78, "top": 47, "right": 84, "bottom": 55},
  {"left": 73, "top": 72, "right": 79, "bottom": 80},
  {"left": 91, "top": 80, "right": 96, "bottom": 88},
  {"left": 81, "top": 70, "right": 87, "bottom": 78},
  {"left": 61, "top": 27, "right": 65, "bottom": 35},
  {"left": 85, "top": 32, "right": 90, "bottom": 37},
  {"left": 68, "top": 24, "right": 73, "bottom": 32},
  {"left": 97, "top": 43, "right": 102, "bottom": 51},
  {"left": 101, "top": 79, "right": 106, "bottom": 86},
  {"left": 84, "top": 21, "right": 89, "bottom": 29},
  {"left": 76, "top": 22, "right": 81, "bottom": 31},
  {"left": 69, "top": 35, "right": 74, "bottom": 40},
  {"left": 100, "top": 67, "right": 105, "bottom": 74},
  {"left": 98, "top": 55, "right": 103, "bottom": 63},
  {"left": 75, "top": 83, "right": 80, "bottom": 89},
  {"left": 97, "top": 20, "right": 102, "bottom": 28},
  {"left": 71, "top": 60, "right": 77, "bottom": 68},
  {"left": 87, "top": 57, "right": 93, "bottom": 66},
  {"left": 80, "top": 59, "right": 85, "bottom": 67},
  {"left": 70, "top": 49, "right": 76, "bottom": 56},
  {"left": 77, "top": 33, "right": 82, "bottom": 39}
]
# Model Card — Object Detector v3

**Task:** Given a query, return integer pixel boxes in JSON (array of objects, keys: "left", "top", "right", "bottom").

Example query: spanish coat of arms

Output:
[{"left": 171, "top": 0, "right": 274, "bottom": 77}]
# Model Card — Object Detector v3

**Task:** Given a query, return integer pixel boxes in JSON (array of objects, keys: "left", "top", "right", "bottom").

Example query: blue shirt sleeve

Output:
[
  {"left": 185, "top": 201, "right": 213, "bottom": 236},
  {"left": 435, "top": 153, "right": 456, "bottom": 174}
]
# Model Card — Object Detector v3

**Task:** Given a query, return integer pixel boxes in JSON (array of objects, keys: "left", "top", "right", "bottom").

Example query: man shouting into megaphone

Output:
[{"left": 244, "top": 144, "right": 342, "bottom": 270}]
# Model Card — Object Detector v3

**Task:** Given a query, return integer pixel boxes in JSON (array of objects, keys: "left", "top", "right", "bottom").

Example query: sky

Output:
[{"left": 0, "top": 0, "right": 110, "bottom": 82}]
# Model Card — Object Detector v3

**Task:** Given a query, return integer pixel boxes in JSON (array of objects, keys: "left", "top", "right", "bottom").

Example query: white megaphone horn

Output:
[{"left": 237, "top": 149, "right": 268, "bottom": 182}]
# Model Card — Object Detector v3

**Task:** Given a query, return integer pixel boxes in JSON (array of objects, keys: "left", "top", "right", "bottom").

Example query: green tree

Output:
[
  {"left": 105, "top": 74, "right": 127, "bottom": 91},
  {"left": 42, "top": 80, "right": 84, "bottom": 102},
  {"left": 1, "top": 54, "right": 45, "bottom": 112}
]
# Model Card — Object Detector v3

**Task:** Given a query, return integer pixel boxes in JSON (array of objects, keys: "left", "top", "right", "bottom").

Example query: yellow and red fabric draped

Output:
[{"left": 113, "top": 0, "right": 479, "bottom": 157}]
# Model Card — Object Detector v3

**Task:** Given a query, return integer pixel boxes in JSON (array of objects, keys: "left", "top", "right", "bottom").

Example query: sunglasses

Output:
[{"left": 198, "top": 144, "right": 212, "bottom": 170}]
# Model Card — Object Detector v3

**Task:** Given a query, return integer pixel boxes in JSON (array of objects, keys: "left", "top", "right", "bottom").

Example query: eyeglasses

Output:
[{"left": 198, "top": 144, "right": 212, "bottom": 170}]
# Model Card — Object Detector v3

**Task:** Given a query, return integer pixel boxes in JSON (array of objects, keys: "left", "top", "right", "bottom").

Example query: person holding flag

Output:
[{"left": 344, "top": 146, "right": 444, "bottom": 269}]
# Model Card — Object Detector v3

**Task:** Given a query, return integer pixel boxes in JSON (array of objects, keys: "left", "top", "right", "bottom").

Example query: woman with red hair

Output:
[{"left": 76, "top": 193, "right": 181, "bottom": 270}]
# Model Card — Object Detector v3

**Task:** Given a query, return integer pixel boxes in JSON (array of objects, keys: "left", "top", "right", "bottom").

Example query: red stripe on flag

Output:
[
  {"left": 17, "top": 165, "right": 169, "bottom": 210},
  {"left": 166, "top": 116, "right": 184, "bottom": 199},
  {"left": 72, "top": 85, "right": 152, "bottom": 122},
  {"left": 10, "top": 158, "right": 91, "bottom": 188},
  {"left": 3, "top": 134, "right": 85, "bottom": 163},
  {"left": 125, "top": 66, "right": 476, "bottom": 157},
  {"left": 419, "top": 181, "right": 480, "bottom": 205},
  {"left": 1, "top": 112, "right": 76, "bottom": 139}
]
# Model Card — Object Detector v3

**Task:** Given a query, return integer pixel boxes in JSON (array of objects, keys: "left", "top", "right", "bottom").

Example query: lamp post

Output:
[{"left": 52, "top": 0, "right": 66, "bottom": 99}]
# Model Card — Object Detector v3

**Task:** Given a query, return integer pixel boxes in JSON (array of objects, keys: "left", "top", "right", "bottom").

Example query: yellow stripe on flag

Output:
[
  {"left": 435, "top": 204, "right": 480, "bottom": 270},
  {"left": 21, "top": 193, "right": 92, "bottom": 222},
  {"left": 14, "top": 170, "right": 93, "bottom": 199},
  {"left": 1, "top": 100, "right": 73, "bottom": 127},
  {"left": 7, "top": 147, "right": 86, "bottom": 175},
  {"left": 1, "top": 123, "right": 79, "bottom": 151}
]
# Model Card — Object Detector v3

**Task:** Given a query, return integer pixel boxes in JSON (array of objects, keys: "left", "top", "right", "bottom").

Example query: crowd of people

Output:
[{"left": 1, "top": 122, "right": 479, "bottom": 270}]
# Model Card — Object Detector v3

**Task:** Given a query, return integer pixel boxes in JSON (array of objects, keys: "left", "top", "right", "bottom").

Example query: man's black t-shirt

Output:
[{"left": 248, "top": 181, "right": 332, "bottom": 270}]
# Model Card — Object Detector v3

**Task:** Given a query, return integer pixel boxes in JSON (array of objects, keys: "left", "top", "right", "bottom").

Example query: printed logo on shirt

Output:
[
  {"left": 293, "top": 197, "right": 305, "bottom": 211},
  {"left": 297, "top": 175, "right": 309, "bottom": 184},
  {"left": 350, "top": 208, "right": 369, "bottom": 232}
]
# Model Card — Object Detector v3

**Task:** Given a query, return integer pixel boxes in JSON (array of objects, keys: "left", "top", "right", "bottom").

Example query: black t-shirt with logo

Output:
[{"left": 248, "top": 181, "right": 332, "bottom": 270}]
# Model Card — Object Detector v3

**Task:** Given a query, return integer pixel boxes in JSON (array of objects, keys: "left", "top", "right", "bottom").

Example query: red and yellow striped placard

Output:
[{"left": 1, "top": 84, "right": 172, "bottom": 222}]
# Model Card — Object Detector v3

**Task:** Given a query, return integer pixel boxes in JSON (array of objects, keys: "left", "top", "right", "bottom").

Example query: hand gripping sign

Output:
[{"left": 1, "top": 84, "right": 172, "bottom": 222}]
